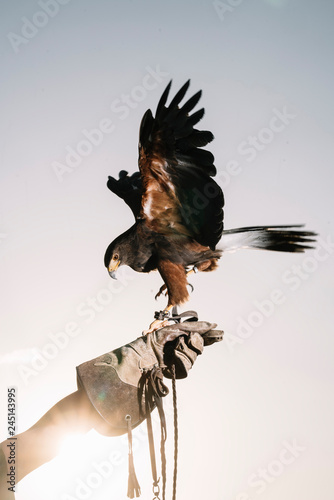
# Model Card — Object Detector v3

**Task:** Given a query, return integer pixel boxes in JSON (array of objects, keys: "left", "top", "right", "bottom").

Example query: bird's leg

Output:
[
  {"left": 148, "top": 260, "right": 192, "bottom": 334},
  {"left": 155, "top": 266, "right": 197, "bottom": 300},
  {"left": 142, "top": 305, "right": 173, "bottom": 334}
]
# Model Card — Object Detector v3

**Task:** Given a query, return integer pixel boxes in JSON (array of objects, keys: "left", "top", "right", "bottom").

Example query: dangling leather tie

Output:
[
  {"left": 126, "top": 361, "right": 179, "bottom": 499},
  {"left": 143, "top": 366, "right": 169, "bottom": 500},
  {"left": 126, "top": 414, "right": 141, "bottom": 498}
]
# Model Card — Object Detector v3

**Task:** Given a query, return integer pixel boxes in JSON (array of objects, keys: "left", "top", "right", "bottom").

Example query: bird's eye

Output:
[{"left": 113, "top": 254, "right": 119, "bottom": 260}]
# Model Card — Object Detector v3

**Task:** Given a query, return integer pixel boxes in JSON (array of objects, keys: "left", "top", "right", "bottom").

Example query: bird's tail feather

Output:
[{"left": 219, "top": 225, "right": 317, "bottom": 253}]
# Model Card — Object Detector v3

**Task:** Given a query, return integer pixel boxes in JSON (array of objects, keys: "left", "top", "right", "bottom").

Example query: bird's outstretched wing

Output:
[
  {"left": 107, "top": 170, "right": 142, "bottom": 219},
  {"left": 138, "top": 80, "right": 224, "bottom": 250}
]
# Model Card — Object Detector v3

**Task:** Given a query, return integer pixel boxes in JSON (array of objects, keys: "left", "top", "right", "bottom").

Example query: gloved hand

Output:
[
  {"left": 150, "top": 320, "right": 223, "bottom": 379},
  {"left": 76, "top": 320, "right": 223, "bottom": 436}
]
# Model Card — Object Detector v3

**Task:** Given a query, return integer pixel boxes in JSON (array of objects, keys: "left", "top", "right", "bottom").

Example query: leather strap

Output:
[
  {"left": 170, "top": 307, "right": 198, "bottom": 323},
  {"left": 142, "top": 366, "right": 169, "bottom": 500}
]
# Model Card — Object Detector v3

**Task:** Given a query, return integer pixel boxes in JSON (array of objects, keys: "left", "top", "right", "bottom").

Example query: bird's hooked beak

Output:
[{"left": 108, "top": 259, "right": 120, "bottom": 279}]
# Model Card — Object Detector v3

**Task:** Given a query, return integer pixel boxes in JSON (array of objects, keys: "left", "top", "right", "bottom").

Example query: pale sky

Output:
[{"left": 1, "top": 1, "right": 334, "bottom": 499}]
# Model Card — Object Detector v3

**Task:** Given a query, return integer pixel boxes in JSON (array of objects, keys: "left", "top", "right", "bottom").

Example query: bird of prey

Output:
[{"left": 104, "top": 80, "right": 316, "bottom": 332}]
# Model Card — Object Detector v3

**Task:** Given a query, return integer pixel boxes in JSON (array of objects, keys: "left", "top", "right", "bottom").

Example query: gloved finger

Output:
[
  {"left": 154, "top": 321, "right": 217, "bottom": 345},
  {"left": 177, "top": 321, "right": 217, "bottom": 334},
  {"left": 174, "top": 344, "right": 195, "bottom": 378},
  {"left": 175, "top": 321, "right": 223, "bottom": 346},
  {"left": 187, "top": 331, "right": 204, "bottom": 355},
  {"left": 155, "top": 321, "right": 223, "bottom": 349},
  {"left": 202, "top": 329, "right": 224, "bottom": 346},
  {"left": 163, "top": 333, "right": 204, "bottom": 379},
  {"left": 153, "top": 326, "right": 185, "bottom": 346}
]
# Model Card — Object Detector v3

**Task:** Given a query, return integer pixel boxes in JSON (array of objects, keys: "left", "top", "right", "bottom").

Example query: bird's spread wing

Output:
[
  {"left": 138, "top": 80, "right": 224, "bottom": 249},
  {"left": 107, "top": 170, "right": 142, "bottom": 219}
]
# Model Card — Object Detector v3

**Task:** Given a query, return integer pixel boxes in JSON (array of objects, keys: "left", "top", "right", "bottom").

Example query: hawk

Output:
[{"left": 104, "top": 80, "right": 316, "bottom": 332}]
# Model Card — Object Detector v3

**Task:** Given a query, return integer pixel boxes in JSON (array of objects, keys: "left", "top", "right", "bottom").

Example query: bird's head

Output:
[
  {"left": 104, "top": 226, "right": 136, "bottom": 279},
  {"left": 104, "top": 239, "right": 123, "bottom": 279}
]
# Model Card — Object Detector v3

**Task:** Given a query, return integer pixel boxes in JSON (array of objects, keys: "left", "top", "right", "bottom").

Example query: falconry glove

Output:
[
  {"left": 76, "top": 320, "right": 223, "bottom": 436},
  {"left": 76, "top": 319, "right": 222, "bottom": 499}
]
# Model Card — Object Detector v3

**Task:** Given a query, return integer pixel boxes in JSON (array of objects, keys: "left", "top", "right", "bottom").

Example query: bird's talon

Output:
[{"left": 155, "top": 284, "right": 168, "bottom": 300}]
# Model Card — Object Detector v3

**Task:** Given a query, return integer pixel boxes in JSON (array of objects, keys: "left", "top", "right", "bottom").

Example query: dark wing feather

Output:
[
  {"left": 138, "top": 80, "right": 224, "bottom": 249},
  {"left": 107, "top": 170, "right": 143, "bottom": 218}
]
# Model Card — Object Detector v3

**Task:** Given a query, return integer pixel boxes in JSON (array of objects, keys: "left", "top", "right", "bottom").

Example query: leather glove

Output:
[
  {"left": 76, "top": 320, "right": 223, "bottom": 436},
  {"left": 151, "top": 320, "right": 222, "bottom": 379}
]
